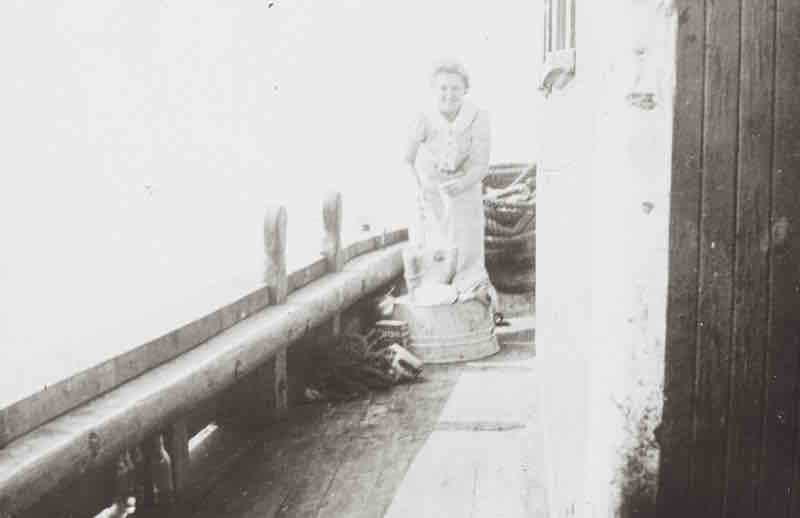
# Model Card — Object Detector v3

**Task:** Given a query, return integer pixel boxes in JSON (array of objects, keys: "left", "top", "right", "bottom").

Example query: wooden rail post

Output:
[
  {"left": 164, "top": 419, "right": 190, "bottom": 503},
  {"left": 381, "top": 227, "right": 389, "bottom": 250},
  {"left": 322, "top": 192, "right": 344, "bottom": 337},
  {"left": 140, "top": 433, "right": 175, "bottom": 513},
  {"left": 264, "top": 205, "right": 288, "bottom": 419}
]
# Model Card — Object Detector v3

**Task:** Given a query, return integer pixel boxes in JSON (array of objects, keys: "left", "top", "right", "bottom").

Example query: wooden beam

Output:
[
  {"left": 322, "top": 192, "right": 344, "bottom": 338},
  {"left": 288, "top": 257, "right": 328, "bottom": 293},
  {"left": 690, "top": 0, "right": 741, "bottom": 512},
  {"left": 0, "top": 283, "right": 271, "bottom": 450},
  {"left": 264, "top": 204, "right": 289, "bottom": 420},
  {"left": 723, "top": 1, "right": 775, "bottom": 515},
  {"left": 658, "top": 1, "right": 705, "bottom": 513},
  {"left": 342, "top": 229, "right": 409, "bottom": 264},
  {"left": 785, "top": 0, "right": 800, "bottom": 512},
  {"left": 323, "top": 192, "right": 344, "bottom": 274},
  {"left": 165, "top": 419, "right": 190, "bottom": 502},
  {"left": 142, "top": 434, "right": 175, "bottom": 510},
  {"left": 0, "top": 243, "right": 403, "bottom": 515},
  {"left": 264, "top": 204, "right": 288, "bottom": 304},
  {"left": 0, "top": 222, "right": 407, "bottom": 450},
  {"left": 763, "top": 0, "right": 800, "bottom": 514}
]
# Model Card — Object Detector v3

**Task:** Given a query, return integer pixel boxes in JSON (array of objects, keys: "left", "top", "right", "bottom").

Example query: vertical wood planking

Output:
[
  {"left": 656, "top": 0, "right": 800, "bottom": 513},
  {"left": 689, "top": 0, "right": 740, "bottom": 513},
  {"left": 322, "top": 192, "right": 344, "bottom": 337},
  {"left": 763, "top": 0, "right": 800, "bottom": 515},
  {"left": 264, "top": 205, "right": 289, "bottom": 419},
  {"left": 165, "top": 419, "right": 190, "bottom": 503},
  {"left": 658, "top": 1, "right": 705, "bottom": 514},
  {"left": 786, "top": 2, "right": 800, "bottom": 516},
  {"left": 724, "top": 1, "right": 776, "bottom": 516}
]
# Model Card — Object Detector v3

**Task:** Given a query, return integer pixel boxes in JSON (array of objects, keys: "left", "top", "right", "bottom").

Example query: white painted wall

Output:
[
  {"left": 535, "top": 1, "right": 676, "bottom": 516},
  {"left": 0, "top": 0, "right": 541, "bottom": 407}
]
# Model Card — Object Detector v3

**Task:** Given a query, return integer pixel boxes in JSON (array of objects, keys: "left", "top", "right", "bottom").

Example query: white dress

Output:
[{"left": 407, "top": 101, "right": 493, "bottom": 298}]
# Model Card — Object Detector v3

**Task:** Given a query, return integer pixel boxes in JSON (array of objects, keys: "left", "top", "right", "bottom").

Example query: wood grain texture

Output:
[
  {"left": 322, "top": 192, "right": 344, "bottom": 274},
  {"left": 662, "top": 0, "right": 800, "bottom": 515},
  {"left": 0, "top": 283, "right": 272, "bottom": 450},
  {"left": 287, "top": 258, "right": 328, "bottom": 293},
  {"left": 322, "top": 192, "right": 344, "bottom": 338},
  {"left": 166, "top": 418, "right": 191, "bottom": 502},
  {"left": 723, "top": 1, "right": 775, "bottom": 515},
  {"left": 762, "top": 0, "right": 800, "bottom": 515},
  {"left": 343, "top": 237, "right": 380, "bottom": 264},
  {"left": 0, "top": 227, "right": 410, "bottom": 449},
  {"left": 786, "top": 6, "right": 800, "bottom": 516},
  {"left": 0, "top": 244, "right": 404, "bottom": 516},
  {"left": 264, "top": 204, "right": 288, "bottom": 304},
  {"left": 265, "top": 204, "right": 290, "bottom": 420},
  {"left": 689, "top": 0, "right": 740, "bottom": 513},
  {"left": 658, "top": 1, "right": 705, "bottom": 514},
  {"left": 188, "top": 319, "right": 541, "bottom": 518}
]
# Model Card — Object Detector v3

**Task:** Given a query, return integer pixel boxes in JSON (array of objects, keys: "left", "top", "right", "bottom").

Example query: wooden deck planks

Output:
[
  {"left": 0, "top": 244, "right": 405, "bottom": 516},
  {"left": 314, "top": 400, "right": 406, "bottom": 517},
  {"left": 472, "top": 429, "right": 546, "bottom": 518},
  {"left": 188, "top": 377, "right": 454, "bottom": 518},
  {"left": 382, "top": 431, "right": 478, "bottom": 518},
  {"left": 383, "top": 363, "right": 542, "bottom": 518},
  {"left": 189, "top": 401, "right": 343, "bottom": 518},
  {"left": 188, "top": 324, "right": 542, "bottom": 518}
]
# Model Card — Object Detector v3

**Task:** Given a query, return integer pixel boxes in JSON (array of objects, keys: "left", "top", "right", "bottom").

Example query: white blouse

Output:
[{"left": 407, "top": 101, "right": 491, "bottom": 192}]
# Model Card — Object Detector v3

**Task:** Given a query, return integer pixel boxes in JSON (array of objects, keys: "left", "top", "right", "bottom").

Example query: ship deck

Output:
[{"left": 187, "top": 313, "right": 545, "bottom": 518}]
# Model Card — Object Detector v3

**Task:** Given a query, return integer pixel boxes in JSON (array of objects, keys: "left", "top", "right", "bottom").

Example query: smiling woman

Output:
[
  {"left": 403, "top": 59, "right": 495, "bottom": 301},
  {"left": 0, "top": 0, "right": 541, "bottom": 415}
]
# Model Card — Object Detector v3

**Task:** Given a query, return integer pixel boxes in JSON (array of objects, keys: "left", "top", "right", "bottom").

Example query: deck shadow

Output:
[
  {"left": 185, "top": 369, "right": 462, "bottom": 518},
  {"left": 186, "top": 337, "right": 536, "bottom": 518}
]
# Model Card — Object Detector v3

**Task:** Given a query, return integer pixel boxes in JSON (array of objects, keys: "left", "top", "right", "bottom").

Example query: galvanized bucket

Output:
[{"left": 391, "top": 295, "right": 499, "bottom": 364}]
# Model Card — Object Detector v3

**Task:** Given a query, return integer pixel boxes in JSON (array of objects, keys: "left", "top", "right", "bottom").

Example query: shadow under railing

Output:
[{"left": 0, "top": 191, "right": 408, "bottom": 518}]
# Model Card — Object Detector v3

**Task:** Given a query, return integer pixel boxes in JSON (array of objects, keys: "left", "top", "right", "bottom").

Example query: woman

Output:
[{"left": 403, "top": 59, "right": 494, "bottom": 303}]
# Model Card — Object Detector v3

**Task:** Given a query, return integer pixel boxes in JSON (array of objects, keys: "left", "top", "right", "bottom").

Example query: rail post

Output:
[
  {"left": 322, "top": 192, "right": 344, "bottom": 338},
  {"left": 164, "top": 419, "right": 190, "bottom": 503},
  {"left": 264, "top": 204, "right": 289, "bottom": 419},
  {"left": 139, "top": 433, "right": 175, "bottom": 514}
]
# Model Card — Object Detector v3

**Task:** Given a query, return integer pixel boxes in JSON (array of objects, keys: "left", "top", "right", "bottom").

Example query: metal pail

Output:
[{"left": 391, "top": 296, "right": 499, "bottom": 364}]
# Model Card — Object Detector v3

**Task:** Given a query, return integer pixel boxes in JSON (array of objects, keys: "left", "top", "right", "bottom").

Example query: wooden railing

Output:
[{"left": 0, "top": 192, "right": 408, "bottom": 517}]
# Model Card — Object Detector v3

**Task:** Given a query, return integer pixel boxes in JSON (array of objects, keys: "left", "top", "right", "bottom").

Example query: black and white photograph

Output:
[{"left": 1, "top": 1, "right": 799, "bottom": 517}]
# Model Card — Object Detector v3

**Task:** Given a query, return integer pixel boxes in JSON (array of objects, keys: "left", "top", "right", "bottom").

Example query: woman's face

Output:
[{"left": 432, "top": 72, "right": 467, "bottom": 116}]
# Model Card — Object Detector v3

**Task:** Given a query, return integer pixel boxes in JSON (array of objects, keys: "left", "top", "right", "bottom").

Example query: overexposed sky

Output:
[{"left": 0, "top": 0, "right": 541, "bottom": 405}]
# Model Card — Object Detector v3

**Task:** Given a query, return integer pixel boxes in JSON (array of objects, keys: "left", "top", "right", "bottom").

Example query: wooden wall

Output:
[{"left": 659, "top": 0, "right": 800, "bottom": 516}]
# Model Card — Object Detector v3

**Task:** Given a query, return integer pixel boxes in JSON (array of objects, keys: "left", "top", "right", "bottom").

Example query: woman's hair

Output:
[{"left": 429, "top": 59, "right": 470, "bottom": 91}]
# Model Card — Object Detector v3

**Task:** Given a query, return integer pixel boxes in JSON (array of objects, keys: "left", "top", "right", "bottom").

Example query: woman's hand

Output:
[{"left": 440, "top": 176, "right": 470, "bottom": 196}]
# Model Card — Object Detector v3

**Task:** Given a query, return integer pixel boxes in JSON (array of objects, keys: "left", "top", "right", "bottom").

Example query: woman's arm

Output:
[
  {"left": 441, "top": 109, "right": 491, "bottom": 196},
  {"left": 404, "top": 114, "right": 427, "bottom": 187}
]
